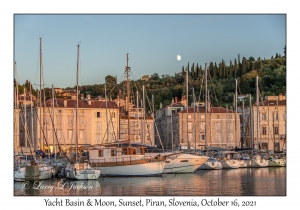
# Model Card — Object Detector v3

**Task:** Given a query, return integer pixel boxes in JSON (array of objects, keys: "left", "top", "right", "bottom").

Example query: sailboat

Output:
[
  {"left": 87, "top": 53, "right": 165, "bottom": 176},
  {"left": 198, "top": 63, "right": 222, "bottom": 170},
  {"left": 63, "top": 44, "right": 100, "bottom": 180},
  {"left": 145, "top": 70, "right": 208, "bottom": 173},
  {"left": 14, "top": 86, "right": 54, "bottom": 181}
]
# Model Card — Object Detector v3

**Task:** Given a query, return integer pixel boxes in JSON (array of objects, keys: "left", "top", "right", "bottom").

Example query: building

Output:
[
  {"left": 114, "top": 98, "right": 155, "bottom": 145},
  {"left": 243, "top": 93, "right": 286, "bottom": 152},
  {"left": 15, "top": 94, "right": 156, "bottom": 155},
  {"left": 155, "top": 96, "right": 241, "bottom": 151}
]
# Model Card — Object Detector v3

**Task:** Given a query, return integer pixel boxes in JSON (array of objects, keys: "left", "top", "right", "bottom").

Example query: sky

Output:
[
  {"left": 2, "top": 0, "right": 300, "bottom": 209},
  {"left": 14, "top": 14, "right": 286, "bottom": 89}
]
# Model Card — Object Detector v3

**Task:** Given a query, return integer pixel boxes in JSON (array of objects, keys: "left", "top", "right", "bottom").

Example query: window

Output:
[
  {"left": 275, "top": 113, "right": 278, "bottom": 121},
  {"left": 135, "top": 135, "right": 139, "bottom": 142},
  {"left": 79, "top": 130, "right": 84, "bottom": 139},
  {"left": 216, "top": 122, "right": 220, "bottom": 130},
  {"left": 79, "top": 117, "right": 84, "bottom": 125},
  {"left": 96, "top": 123, "right": 101, "bottom": 133},
  {"left": 98, "top": 150, "right": 103, "bottom": 157},
  {"left": 216, "top": 115, "right": 220, "bottom": 119},
  {"left": 57, "top": 116, "right": 62, "bottom": 125},
  {"left": 135, "top": 122, "right": 139, "bottom": 129},
  {"left": 228, "top": 133, "right": 233, "bottom": 141},
  {"left": 201, "top": 123, "right": 205, "bottom": 130},
  {"left": 57, "top": 110, "right": 62, "bottom": 114},
  {"left": 68, "top": 116, "right": 73, "bottom": 125},
  {"left": 274, "top": 127, "right": 279, "bottom": 135},
  {"left": 146, "top": 135, "right": 150, "bottom": 142},
  {"left": 262, "top": 114, "right": 266, "bottom": 121},
  {"left": 68, "top": 130, "right": 72, "bottom": 139},
  {"left": 97, "top": 112, "right": 101, "bottom": 118},
  {"left": 188, "top": 122, "right": 192, "bottom": 129},
  {"left": 111, "top": 149, "right": 117, "bottom": 156},
  {"left": 146, "top": 124, "right": 151, "bottom": 130},
  {"left": 215, "top": 133, "right": 220, "bottom": 142},
  {"left": 57, "top": 130, "right": 62, "bottom": 140},
  {"left": 229, "top": 115, "right": 232, "bottom": 119},
  {"left": 110, "top": 112, "right": 115, "bottom": 118},
  {"left": 262, "top": 127, "right": 267, "bottom": 135},
  {"left": 136, "top": 148, "right": 141, "bottom": 154},
  {"left": 201, "top": 134, "right": 205, "bottom": 141}
]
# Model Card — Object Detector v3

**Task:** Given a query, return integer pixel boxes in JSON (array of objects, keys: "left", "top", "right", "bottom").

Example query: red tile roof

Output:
[{"left": 42, "top": 98, "right": 118, "bottom": 109}]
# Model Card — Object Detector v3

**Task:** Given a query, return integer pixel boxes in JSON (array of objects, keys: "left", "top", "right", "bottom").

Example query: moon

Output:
[{"left": 177, "top": 55, "right": 181, "bottom": 61}]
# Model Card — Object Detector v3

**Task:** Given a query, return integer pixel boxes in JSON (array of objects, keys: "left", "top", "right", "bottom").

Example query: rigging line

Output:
[
  {"left": 19, "top": 105, "right": 35, "bottom": 157},
  {"left": 54, "top": 93, "right": 67, "bottom": 149}
]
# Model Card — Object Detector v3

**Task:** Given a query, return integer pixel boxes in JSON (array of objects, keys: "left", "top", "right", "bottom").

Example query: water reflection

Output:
[{"left": 14, "top": 168, "right": 286, "bottom": 196}]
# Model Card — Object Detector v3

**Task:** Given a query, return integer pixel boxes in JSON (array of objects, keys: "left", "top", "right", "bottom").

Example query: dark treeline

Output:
[{"left": 16, "top": 48, "right": 286, "bottom": 111}]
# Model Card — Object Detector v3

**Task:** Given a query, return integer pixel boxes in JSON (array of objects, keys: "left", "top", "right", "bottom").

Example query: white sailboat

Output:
[
  {"left": 88, "top": 53, "right": 165, "bottom": 177},
  {"left": 198, "top": 63, "right": 222, "bottom": 170},
  {"left": 14, "top": 48, "right": 55, "bottom": 181},
  {"left": 144, "top": 76, "right": 208, "bottom": 174},
  {"left": 64, "top": 44, "right": 100, "bottom": 180},
  {"left": 217, "top": 151, "right": 240, "bottom": 169}
]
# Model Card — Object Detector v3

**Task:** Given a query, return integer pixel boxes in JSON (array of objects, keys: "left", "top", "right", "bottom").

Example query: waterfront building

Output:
[
  {"left": 243, "top": 93, "right": 286, "bottom": 152},
  {"left": 155, "top": 96, "right": 241, "bottom": 151},
  {"left": 114, "top": 97, "right": 155, "bottom": 145},
  {"left": 15, "top": 93, "right": 156, "bottom": 155}
]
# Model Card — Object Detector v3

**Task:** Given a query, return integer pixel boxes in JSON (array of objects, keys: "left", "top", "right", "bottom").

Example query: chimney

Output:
[
  {"left": 64, "top": 97, "right": 67, "bottom": 107},
  {"left": 80, "top": 94, "right": 84, "bottom": 100},
  {"left": 279, "top": 93, "right": 283, "bottom": 101},
  {"left": 175, "top": 97, "right": 178, "bottom": 103},
  {"left": 87, "top": 94, "right": 91, "bottom": 100}
]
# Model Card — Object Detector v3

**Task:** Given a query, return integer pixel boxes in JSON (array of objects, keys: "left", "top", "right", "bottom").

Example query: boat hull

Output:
[
  {"left": 94, "top": 161, "right": 165, "bottom": 177},
  {"left": 65, "top": 169, "right": 101, "bottom": 180},
  {"left": 268, "top": 158, "right": 286, "bottom": 167},
  {"left": 163, "top": 153, "right": 209, "bottom": 173},
  {"left": 198, "top": 159, "right": 222, "bottom": 170},
  {"left": 220, "top": 160, "right": 240, "bottom": 169},
  {"left": 14, "top": 165, "right": 54, "bottom": 182}
]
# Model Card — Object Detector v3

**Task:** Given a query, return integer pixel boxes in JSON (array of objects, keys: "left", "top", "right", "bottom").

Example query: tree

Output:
[
  {"left": 151, "top": 73, "right": 160, "bottom": 80},
  {"left": 105, "top": 75, "right": 117, "bottom": 86}
]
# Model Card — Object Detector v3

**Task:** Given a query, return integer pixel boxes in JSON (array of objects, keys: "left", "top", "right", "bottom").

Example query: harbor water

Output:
[{"left": 14, "top": 167, "right": 286, "bottom": 196}]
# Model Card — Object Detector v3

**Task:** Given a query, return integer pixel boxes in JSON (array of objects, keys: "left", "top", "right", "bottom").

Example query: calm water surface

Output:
[{"left": 14, "top": 167, "right": 286, "bottom": 196}]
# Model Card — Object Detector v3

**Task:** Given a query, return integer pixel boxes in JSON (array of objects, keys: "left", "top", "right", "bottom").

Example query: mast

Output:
[
  {"left": 75, "top": 44, "right": 80, "bottom": 160},
  {"left": 277, "top": 96, "right": 279, "bottom": 152},
  {"left": 39, "top": 37, "right": 43, "bottom": 151},
  {"left": 171, "top": 100, "right": 173, "bottom": 151},
  {"left": 105, "top": 83, "right": 109, "bottom": 143},
  {"left": 186, "top": 67, "right": 189, "bottom": 152},
  {"left": 235, "top": 78, "right": 238, "bottom": 148},
  {"left": 52, "top": 84, "right": 56, "bottom": 160},
  {"left": 143, "top": 85, "right": 145, "bottom": 144},
  {"left": 256, "top": 75, "right": 259, "bottom": 150},
  {"left": 193, "top": 88, "right": 196, "bottom": 154},
  {"left": 249, "top": 94, "right": 253, "bottom": 153},
  {"left": 24, "top": 87, "right": 27, "bottom": 148},
  {"left": 126, "top": 53, "right": 130, "bottom": 146},
  {"left": 205, "top": 63, "right": 208, "bottom": 149},
  {"left": 268, "top": 101, "right": 270, "bottom": 153},
  {"left": 242, "top": 99, "right": 245, "bottom": 149},
  {"left": 30, "top": 83, "right": 35, "bottom": 151}
]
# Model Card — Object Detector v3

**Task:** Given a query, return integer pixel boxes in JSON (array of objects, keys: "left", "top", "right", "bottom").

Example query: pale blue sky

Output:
[{"left": 14, "top": 14, "right": 286, "bottom": 88}]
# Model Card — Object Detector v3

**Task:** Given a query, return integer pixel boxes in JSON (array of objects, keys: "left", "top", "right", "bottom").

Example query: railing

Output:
[{"left": 89, "top": 155, "right": 162, "bottom": 167}]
